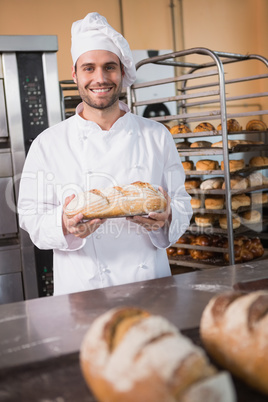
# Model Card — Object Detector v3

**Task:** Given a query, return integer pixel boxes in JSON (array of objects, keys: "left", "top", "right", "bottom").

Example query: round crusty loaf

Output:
[
  {"left": 80, "top": 307, "right": 236, "bottom": 402},
  {"left": 246, "top": 119, "right": 267, "bottom": 131},
  {"left": 196, "top": 160, "right": 219, "bottom": 171},
  {"left": 182, "top": 160, "right": 194, "bottom": 171},
  {"left": 205, "top": 196, "right": 224, "bottom": 210},
  {"left": 221, "top": 159, "right": 245, "bottom": 172},
  {"left": 222, "top": 175, "right": 249, "bottom": 190},
  {"left": 170, "top": 123, "right": 191, "bottom": 134},
  {"left": 200, "top": 177, "right": 224, "bottom": 190},
  {"left": 231, "top": 194, "right": 251, "bottom": 210},
  {"left": 65, "top": 182, "right": 167, "bottom": 219},
  {"left": 249, "top": 156, "right": 268, "bottom": 168},
  {"left": 217, "top": 119, "right": 242, "bottom": 132},
  {"left": 219, "top": 215, "right": 241, "bottom": 230},
  {"left": 200, "top": 291, "right": 268, "bottom": 395},
  {"left": 241, "top": 209, "right": 261, "bottom": 224},
  {"left": 193, "top": 122, "right": 215, "bottom": 132}
]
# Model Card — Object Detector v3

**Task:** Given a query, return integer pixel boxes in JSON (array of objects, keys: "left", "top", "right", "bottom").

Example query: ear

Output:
[
  {"left": 121, "top": 64, "right": 125, "bottom": 77},
  {"left": 72, "top": 65, "right": 77, "bottom": 84}
]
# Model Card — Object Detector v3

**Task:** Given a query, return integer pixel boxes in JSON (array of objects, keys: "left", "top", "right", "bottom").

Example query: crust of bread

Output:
[
  {"left": 170, "top": 123, "right": 191, "bottom": 134},
  {"left": 200, "top": 178, "right": 224, "bottom": 190},
  {"left": 231, "top": 194, "right": 251, "bottom": 210},
  {"left": 249, "top": 156, "right": 268, "bottom": 168},
  {"left": 246, "top": 119, "right": 267, "bottom": 131},
  {"left": 182, "top": 161, "right": 194, "bottom": 171},
  {"left": 221, "top": 159, "right": 245, "bottom": 172},
  {"left": 217, "top": 119, "right": 242, "bottom": 132},
  {"left": 196, "top": 160, "right": 219, "bottom": 171},
  {"left": 80, "top": 307, "right": 236, "bottom": 402},
  {"left": 200, "top": 291, "right": 268, "bottom": 395},
  {"left": 190, "top": 141, "right": 212, "bottom": 148},
  {"left": 219, "top": 216, "right": 241, "bottom": 229},
  {"left": 65, "top": 182, "right": 167, "bottom": 219},
  {"left": 193, "top": 122, "right": 215, "bottom": 132}
]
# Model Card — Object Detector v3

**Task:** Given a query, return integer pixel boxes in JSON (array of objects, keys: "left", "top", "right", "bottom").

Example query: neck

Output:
[{"left": 80, "top": 100, "right": 125, "bottom": 130}]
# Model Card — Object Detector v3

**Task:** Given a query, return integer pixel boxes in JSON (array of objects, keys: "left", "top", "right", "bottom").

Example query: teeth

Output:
[{"left": 91, "top": 88, "right": 110, "bottom": 93}]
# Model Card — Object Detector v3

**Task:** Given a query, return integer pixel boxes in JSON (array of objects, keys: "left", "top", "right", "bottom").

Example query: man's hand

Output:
[
  {"left": 126, "top": 187, "right": 171, "bottom": 232},
  {"left": 62, "top": 195, "right": 106, "bottom": 239}
]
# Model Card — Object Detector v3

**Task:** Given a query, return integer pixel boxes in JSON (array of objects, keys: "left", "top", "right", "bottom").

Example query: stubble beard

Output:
[{"left": 77, "top": 80, "right": 123, "bottom": 111}]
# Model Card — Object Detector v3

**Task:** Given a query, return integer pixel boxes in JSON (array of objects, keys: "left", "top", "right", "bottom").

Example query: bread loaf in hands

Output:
[
  {"left": 65, "top": 181, "right": 167, "bottom": 219},
  {"left": 80, "top": 307, "right": 236, "bottom": 402},
  {"left": 200, "top": 291, "right": 268, "bottom": 395}
]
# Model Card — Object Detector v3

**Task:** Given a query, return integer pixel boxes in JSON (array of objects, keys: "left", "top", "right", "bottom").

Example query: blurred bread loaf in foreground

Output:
[
  {"left": 80, "top": 307, "right": 236, "bottom": 402},
  {"left": 200, "top": 291, "right": 268, "bottom": 395},
  {"left": 65, "top": 182, "right": 167, "bottom": 219}
]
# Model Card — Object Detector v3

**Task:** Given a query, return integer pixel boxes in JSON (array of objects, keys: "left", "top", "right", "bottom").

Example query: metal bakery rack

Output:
[{"left": 127, "top": 48, "right": 268, "bottom": 268}]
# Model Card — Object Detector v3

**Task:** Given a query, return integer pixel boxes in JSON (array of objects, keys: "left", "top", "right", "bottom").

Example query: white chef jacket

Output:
[{"left": 18, "top": 101, "right": 192, "bottom": 296}]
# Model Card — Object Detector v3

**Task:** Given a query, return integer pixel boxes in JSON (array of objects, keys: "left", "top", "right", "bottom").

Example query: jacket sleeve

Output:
[
  {"left": 148, "top": 129, "right": 192, "bottom": 249},
  {"left": 18, "top": 138, "right": 85, "bottom": 251}
]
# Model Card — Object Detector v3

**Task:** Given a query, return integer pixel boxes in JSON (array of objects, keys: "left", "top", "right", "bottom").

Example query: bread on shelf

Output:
[
  {"left": 219, "top": 216, "right": 241, "bottom": 229},
  {"left": 196, "top": 160, "right": 219, "bottom": 171},
  {"left": 176, "top": 141, "right": 191, "bottom": 149},
  {"left": 190, "top": 197, "right": 202, "bottom": 209},
  {"left": 195, "top": 213, "right": 217, "bottom": 227},
  {"left": 80, "top": 307, "right": 236, "bottom": 402},
  {"left": 170, "top": 123, "right": 191, "bottom": 134},
  {"left": 241, "top": 209, "right": 261, "bottom": 224},
  {"left": 247, "top": 172, "right": 268, "bottom": 187},
  {"left": 246, "top": 119, "right": 267, "bottom": 131},
  {"left": 193, "top": 122, "right": 216, "bottom": 132},
  {"left": 200, "top": 290, "right": 268, "bottom": 395},
  {"left": 185, "top": 178, "right": 201, "bottom": 190},
  {"left": 211, "top": 140, "right": 239, "bottom": 149},
  {"left": 221, "top": 159, "right": 245, "bottom": 172},
  {"left": 182, "top": 160, "right": 194, "bottom": 171},
  {"left": 217, "top": 118, "right": 242, "bottom": 132},
  {"left": 231, "top": 194, "right": 251, "bottom": 210},
  {"left": 221, "top": 235, "right": 264, "bottom": 263},
  {"left": 222, "top": 175, "right": 249, "bottom": 190},
  {"left": 251, "top": 192, "right": 268, "bottom": 205},
  {"left": 190, "top": 140, "right": 212, "bottom": 148},
  {"left": 200, "top": 177, "right": 224, "bottom": 190},
  {"left": 249, "top": 156, "right": 268, "bottom": 168},
  {"left": 205, "top": 196, "right": 224, "bottom": 210}
]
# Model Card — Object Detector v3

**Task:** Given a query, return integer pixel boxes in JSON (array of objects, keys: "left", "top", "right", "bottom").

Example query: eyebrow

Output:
[{"left": 80, "top": 61, "right": 119, "bottom": 68}]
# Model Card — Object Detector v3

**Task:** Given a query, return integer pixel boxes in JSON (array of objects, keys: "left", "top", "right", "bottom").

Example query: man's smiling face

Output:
[{"left": 72, "top": 50, "right": 124, "bottom": 111}]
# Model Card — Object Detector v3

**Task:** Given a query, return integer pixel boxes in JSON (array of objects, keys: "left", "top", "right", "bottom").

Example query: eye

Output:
[{"left": 106, "top": 65, "right": 116, "bottom": 71}]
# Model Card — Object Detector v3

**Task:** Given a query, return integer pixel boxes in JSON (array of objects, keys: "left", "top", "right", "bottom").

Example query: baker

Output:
[{"left": 18, "top": 12, "right": 192, "bottom": 296}]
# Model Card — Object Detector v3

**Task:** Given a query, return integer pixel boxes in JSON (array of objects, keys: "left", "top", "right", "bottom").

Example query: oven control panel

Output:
[{"left": 17, "top": 53, "right": 49, "bottom": 154}]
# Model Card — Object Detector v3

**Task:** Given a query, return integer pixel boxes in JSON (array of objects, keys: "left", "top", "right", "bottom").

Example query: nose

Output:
[{"left": 94, "top": 67, "right": 106, "bottom": 84}]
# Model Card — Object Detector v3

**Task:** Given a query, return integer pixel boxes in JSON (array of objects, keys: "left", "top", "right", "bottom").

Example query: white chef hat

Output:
[{"left": 71, "top": 12, "right": 136, "bottom": 87}]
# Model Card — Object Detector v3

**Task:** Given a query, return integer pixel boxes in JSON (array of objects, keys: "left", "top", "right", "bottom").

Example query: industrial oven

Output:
[{"left": 0, "top": 35, "right": 62, "bottom": 304}]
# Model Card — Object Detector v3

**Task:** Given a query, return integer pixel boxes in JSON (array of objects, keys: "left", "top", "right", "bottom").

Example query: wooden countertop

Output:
[{"left": 0, "top": 259, "right": 267, "bottom": 402}]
